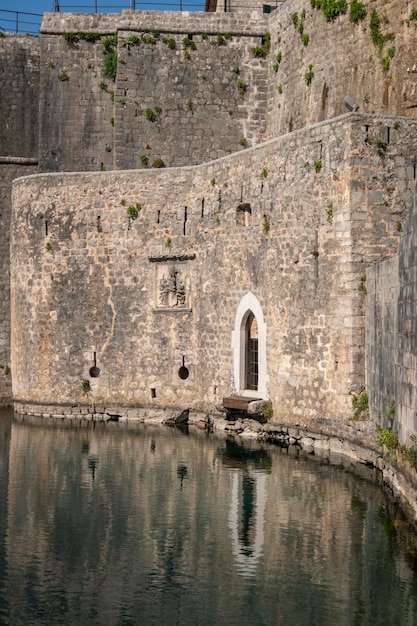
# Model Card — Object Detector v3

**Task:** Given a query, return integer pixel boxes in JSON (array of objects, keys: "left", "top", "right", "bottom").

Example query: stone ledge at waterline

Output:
[{"left": 13, "top": 400, "right": 417, "bottom": 523}]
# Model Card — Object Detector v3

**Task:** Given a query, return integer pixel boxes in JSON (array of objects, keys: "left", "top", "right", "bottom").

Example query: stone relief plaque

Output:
[{"left": 155, "top": 264, "right": 190, "bottom": 309}]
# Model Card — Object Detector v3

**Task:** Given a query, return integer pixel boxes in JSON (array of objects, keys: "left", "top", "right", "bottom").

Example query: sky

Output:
[{"left": 1, "top": 0, "right": 205, "bottom": 34}]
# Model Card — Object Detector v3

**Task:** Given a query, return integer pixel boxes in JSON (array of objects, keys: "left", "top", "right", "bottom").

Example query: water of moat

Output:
[{"left": 1, "top": 409, "right": 417, "bottom": 626}]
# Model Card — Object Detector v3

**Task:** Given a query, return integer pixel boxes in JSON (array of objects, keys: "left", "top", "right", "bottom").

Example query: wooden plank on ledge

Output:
[{"left": 222, "top": 396, "right": 261, "bottom": 410}]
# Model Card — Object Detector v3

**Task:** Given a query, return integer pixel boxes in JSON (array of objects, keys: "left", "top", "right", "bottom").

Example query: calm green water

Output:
[{"left": 1, "top": 409, "right": 417, "bottom": 626}]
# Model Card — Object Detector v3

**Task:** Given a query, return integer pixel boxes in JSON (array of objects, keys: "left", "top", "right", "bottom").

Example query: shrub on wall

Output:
[
  {"left": 349, "top": 0, "right": 367, "bottom": 23},
  {"left": 311, "top": 0, "right": 348, "bottom": 22},
  {"left": 103, "top": 51, "right": 117, "bottom": 79}
]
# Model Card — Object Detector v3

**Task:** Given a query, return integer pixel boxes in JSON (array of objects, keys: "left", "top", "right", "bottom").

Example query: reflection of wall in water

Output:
[
  {"left": 3, "top": 421, "right": 417, "bottom": 625},
  {"left": 228, "top": 470, "right": 268, "bottom": 577}
]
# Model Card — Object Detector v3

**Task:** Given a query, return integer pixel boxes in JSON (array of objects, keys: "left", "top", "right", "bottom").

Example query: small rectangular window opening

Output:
[{"left": 183, "top": 206, "right": 187, "bottom": 235}]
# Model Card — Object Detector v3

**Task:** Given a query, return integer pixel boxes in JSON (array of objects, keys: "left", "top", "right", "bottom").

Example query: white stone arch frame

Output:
[{"left": 231, "top": 292, "right": 268, "bottom": 398}]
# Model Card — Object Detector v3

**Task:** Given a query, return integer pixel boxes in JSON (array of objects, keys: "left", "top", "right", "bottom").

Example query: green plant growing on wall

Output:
[
  {"left": 252, "top": 31, "right": 271, "bottom": 58},
  {"left": 201, "top": 32, "right": 208, "bottom": 40},
  {"left": 376, "top": 423, "right": 398, "bottom": 451},
  {"left": 45, "top": 242, "right": 52, "bottom": 251},
  {"left": 381, "top": 47, "right": 395, "bottom": 73},
  {"left": 3, "top": 365, "right": 9, "bottom": 375},
  {"left": 277, "top": 84, "right": 283, "bottom": 93},
  {"left": 236, "top": 79, "right": 248, "bottom": 96},
  {"left": 311, "top": 0, "right": 348, "bottom": 22},
  {"left": 252, "top": 45, "right": 266, "bottom": 58},
  {"left": 215, "top": 215, "right": 220, "bottom": 225},
  {"left": 102, "top": 35, "right": 118, "bottom": 52},
  {"left": 313, "top": 160, "right": 322, "bottom": 172},
  {"left": 326, "top": 202, "right": 333, "bottom": 222},
  {"left": 82, "top": 378, "right": 91, "bottom": 394},
  {"left": 152, "top": 158, "right": 165, "bottom": 168},
  {"left": 263, "top": 403, "right": 273, "bottom": 419},
  {"left": 122, "top": 35, "right": 140, "bottom": 50},
  {"left": 101, "top": 35, "right": 118, "bottom": 79},
  {"left": 402, "top": 434, "right": 417, "bottom": 470},
  {"left": 140, "top": 154, "right": 149, "bottom": 167},
  {"left": 211, "top": 34, "right": 228, "bottom": 46},
  {"left": 145, "top": 108, "right": 157, "bottom": 121},
  {"left": 79, "top": 32, "right": 101, "bottom": 43},
  {"left": 210, "top": 178, "right": 216, "bottom": 186},
  {"left": 127, "top": 203, "right": 141, "bottom": 219},
  {"left": 120, "top": 199, "right": 126, "bottom": 206},
  {"left": 99, "top": 163, "right": 106, "bottom": 171},
  {"left": 99, "top": 81, "right": 108, "bottom": 90},
  {"left": 304, "top": 64, "right": 314, "bottom": 85},
  {"left": 349, "top": 0, "right": 367, "bottom": 23},
  {"left": 262, "top": 215, "right": 270, "bottom": 234},
  {"left": 351, "top": 389, "right": 368, "bottom": 419},
  {"left": 183, "top": 36, "right": 196, "bottom": 51},
  {"left": 47, "top": 60, "right": 55, "bottom": 68},
  {"left": 58, "top": 69, "right": 69, "bottom": 81},
  {"left": 110, "top": 117, "right": 115, "bottom": 126},
  {"left": 103, "top": 51, "right": 117, "bottom": 79},
  {"left": 358, "top": 275, "right": 367, "bottom": 295},
  {"left": 165, "top": 236, "right": 172, "bottom": 248},
  {"left": 406, "top": 9, "right": 417, "bottom": 25},
  {"left": 239, "top": 138, "right": 248, "bottom": 147},
  {"left": 161, "top": 36, "right": 176, "bottom": 49},
  {"left": 186, "top": 100, "right": 193, "bottom": 110},
  {"left": 232, "top": 66, "right": 240, "bottom": 74},
  {"left": 141, "top": 33, "right": 157, "bottom": 45},
  {"left": 273, "top": 51, "right": 282, "bottom": 72},
  {"left": 61, "top": 32, "right": 79, "bottom": 45},
  {"left": 369, "top": 9, "right": 394, "bottom": 53},
  {"left": 374, "top": 136, "right": 387, "bottom": 156},
  {"left": 261, "top": 167, "right": 268, "bottom": 178},
  {"left": 105, "top": 146, "right": 111, "bottom": 152},
  {"left": 62, "top": 31, "right": 100, "bottom": 44},
  {"left": 292, "top": 9, "right": 309, "bottom": 44}
]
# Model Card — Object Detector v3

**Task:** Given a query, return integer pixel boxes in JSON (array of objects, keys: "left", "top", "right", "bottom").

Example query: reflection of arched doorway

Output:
[
  {"left": 245, "top": 312, "right": 258, "bottom": 390},
  {"left": 232, "top": 293, "right": 268, "bottom": 397},
  {"left": 228, "top": 470, "right": 268, "bottom": 577}
]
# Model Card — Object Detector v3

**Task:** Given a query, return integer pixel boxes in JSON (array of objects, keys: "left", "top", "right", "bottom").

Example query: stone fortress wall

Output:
[
  {"left": 0, "top": 36, "right": 40, "bottom": 404},
  {"left": 10, "top": 113, "right": 416, "bottom": 425},
  {"left": 2, "top": 0, "right": 417, "bottom": 443}
]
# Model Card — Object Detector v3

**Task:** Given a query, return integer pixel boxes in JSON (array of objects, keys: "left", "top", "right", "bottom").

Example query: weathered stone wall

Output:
[
  {"left": 0, "top": 35, "right": 40, "bottom": 158},
  {"left": 35, "top": 3, "right": 417, "bottom": 174},
  {"left": 366, "top": 185, "right": 417, "bottom": 446},
  {"left": 38, "top": 11, "right": 269, "bottom": 172},
  {"left": 0, "top": 162, "right": 39, "bottom": 405},
  {"left": 264, "top": 0, "right": 417, "bottom": 140},
  {"left": 11, "top": 114, "right": 415, "bottom": 425},
  {"left": 0, "top": 35, "right": 40, "bottom": 405}
]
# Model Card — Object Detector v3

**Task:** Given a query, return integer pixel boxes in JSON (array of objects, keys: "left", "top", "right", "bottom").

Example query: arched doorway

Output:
[
  {"left": 232, "top": 293, "right": 268, "bottom": 397},
  {"left": 245, "top": 312, "right": 258, "bottom": 390}
]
